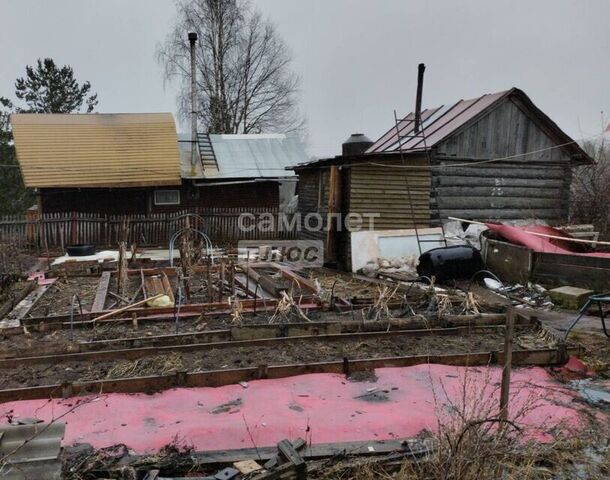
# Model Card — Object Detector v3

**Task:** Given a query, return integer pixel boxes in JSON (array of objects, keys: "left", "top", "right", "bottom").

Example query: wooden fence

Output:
[{"left": 0, "top": 208, "right": 298, "bottom": 250}]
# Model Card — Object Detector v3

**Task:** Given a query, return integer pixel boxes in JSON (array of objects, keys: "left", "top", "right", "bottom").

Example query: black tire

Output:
[{"left": 66, "top": 244, "right": 96, "bottom": 257}]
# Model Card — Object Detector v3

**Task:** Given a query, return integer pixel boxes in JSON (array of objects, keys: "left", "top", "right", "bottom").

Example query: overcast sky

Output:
[{"left": 1, "top": 0, "right": 609, "bottom": 158}]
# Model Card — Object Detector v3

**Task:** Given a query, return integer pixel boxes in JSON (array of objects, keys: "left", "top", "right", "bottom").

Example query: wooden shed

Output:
[
  {"left": 11, "top": 114, "right": 306, "bottom": 215},
  {"left": 291, "top": 88, "right": 593, "bottom": 270}
]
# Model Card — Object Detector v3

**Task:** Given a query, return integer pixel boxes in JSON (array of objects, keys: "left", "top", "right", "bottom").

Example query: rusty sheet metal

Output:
[
  {"left": 482, "top": 234, "right": 532, "bottom": 285},
  {"left": 11, "top": 113, "right": 182, "bottom": 188},
  {"left": 0, "top": 422, "right": 65, "bottom": 480},
  {"left": 366, "top": 90, "right": 510, "bottom": 154}
]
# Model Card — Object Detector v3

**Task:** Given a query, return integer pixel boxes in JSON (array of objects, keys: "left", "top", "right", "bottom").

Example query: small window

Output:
[{"left": 154, "top": 189, "right": 180, "bottom": 205}]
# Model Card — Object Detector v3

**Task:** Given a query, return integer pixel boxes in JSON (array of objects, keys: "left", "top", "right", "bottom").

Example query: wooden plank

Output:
[
  {"left": 499, "top": 306, "right": 515, "bottom": 422},
  {"left": 1, "top": 282, "right": 54, "bottom": 328},
  {"left": 532, "top": 261, "right": 610, "bottom": 291},
  {"left": 0, "top": 347, "right": 575, "bottom": 403},
  {"left": 91, "top": 271, "right": 111, "bottom": 313},
  {"left": 121, "top": 438, "right": 430, "bottom": 466},
  {"left": 245, "top": 267, "right": 285, "bottom": 297},
  {"left": 277, "top": 439, "right": 306, "bottom": 479},
  {"left": 92, "top": 294, "right": 164, "bottom": 322}
]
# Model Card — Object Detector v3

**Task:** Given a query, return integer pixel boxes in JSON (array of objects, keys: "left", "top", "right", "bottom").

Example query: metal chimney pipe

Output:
[
  {"left": 414, "top": 63, "right": 425, "bottom": 134},
  {"left": 188, "top": 32, "right": 198, "bottom": 176}
]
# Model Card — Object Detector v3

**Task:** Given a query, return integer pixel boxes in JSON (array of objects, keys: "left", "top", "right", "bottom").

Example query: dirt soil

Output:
[
  {"left": 0, "top": 279, "right": 34, "bottom": 318},
  {"left": 0, "top": 328, "right": 557, "bottom": 390},
  {"left": 27, "top": 277, "right": 99, "bottom": 317}
]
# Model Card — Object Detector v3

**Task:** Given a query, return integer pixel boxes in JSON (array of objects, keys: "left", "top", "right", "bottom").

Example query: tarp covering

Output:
[
  {"left": 486, "top": 223, "right": 610, "bottom": 258},
  {"left": 0, "top": 365, "right": 583, "bottom": 453}
]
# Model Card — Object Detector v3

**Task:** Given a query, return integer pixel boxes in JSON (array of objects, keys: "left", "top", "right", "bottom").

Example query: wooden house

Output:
[
  {"left": 291, "top": 88, "right": 593, "bottom": 270},
  {"left": 11, "top": 113, "right": 306, "bottom": 215}
]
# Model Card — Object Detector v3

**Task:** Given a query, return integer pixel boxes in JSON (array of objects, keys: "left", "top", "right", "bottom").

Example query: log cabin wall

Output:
[{"left": 433, "top": 96, "right": 573, "bottom": 223}]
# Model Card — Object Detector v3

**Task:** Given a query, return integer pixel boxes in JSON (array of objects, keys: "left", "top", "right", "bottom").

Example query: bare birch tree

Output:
[{"left": 157, "top": 0, "right": 305, "bottom": 134}]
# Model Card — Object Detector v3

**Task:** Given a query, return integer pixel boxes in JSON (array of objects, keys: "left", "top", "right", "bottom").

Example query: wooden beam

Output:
[
  {"left": 92, "top": 294, "right": 164, "bottom": 322},
  {"left": 0, "top": 282, "right": 54, "bottom": 328},
  {"left": 500, "top": 306, "right": 515, "bottom": 423},
  {"left": 0, "top": 325, "right": 516, "bottom": 367},
  {"left": 0, "top": 347, "right": 579, "bottom": 403},
  {"left": 91, "top": 271, "right": 111, "bottom": 313},
  {"left": 116, "top": 437, "right": 430, "bottom": 468}
]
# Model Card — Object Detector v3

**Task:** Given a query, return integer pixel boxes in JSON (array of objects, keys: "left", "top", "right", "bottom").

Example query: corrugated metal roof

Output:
[
  {"left": 367, "top": 90, "right": 510, "bottom": 153},
  {"left": 11, "top": 113, "right": 182, "bottom": 188},
  {"left": 189, "top": 133, "right": 305, "bottom": 180},
  {"left": 0, "top": 422, "right": 65, "bottom": 480},
  {"left": 292, "top": 87, "right": 592, "bottom": 170}
]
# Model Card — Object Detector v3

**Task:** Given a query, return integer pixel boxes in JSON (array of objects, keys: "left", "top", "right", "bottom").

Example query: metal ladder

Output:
[{"left": 392, "top": 109, "right": 448, "bottom": 256}]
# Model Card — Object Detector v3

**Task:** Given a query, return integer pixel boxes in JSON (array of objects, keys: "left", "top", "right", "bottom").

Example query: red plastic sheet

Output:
[
  {"left": 486, "top": 223, "right": 610, "bottom": 258},
  {"left": 0, "top": 365, "right": 585, "bottom": 453}
]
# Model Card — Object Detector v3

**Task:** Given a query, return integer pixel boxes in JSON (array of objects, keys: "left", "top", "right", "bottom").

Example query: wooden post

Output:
[
  {"left": 325, "top": 166, "right": 342, "bottom": 264},
  {"left": 230, "top": 261, "right": 236, "bottom": 297},
  {"left": 117, "top": 241, "right": 128, "bottom": 298},
  {"left": 220, "top": 259, "right": 226, "bottom": 302},
  {"left": 206, "top": 261, "right": 213, "bottom": 303},
  {"left": 499, "top": 305, "right": 515, "bottom": 423}
]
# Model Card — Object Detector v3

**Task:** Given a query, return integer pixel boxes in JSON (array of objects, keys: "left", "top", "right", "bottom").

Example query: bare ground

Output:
[{"left": 0, "top": 328, "right": 558, "bottom": 390}]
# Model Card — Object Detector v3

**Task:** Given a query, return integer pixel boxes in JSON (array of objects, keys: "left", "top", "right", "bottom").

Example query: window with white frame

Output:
[{"left": 154, "top": 189, "right": 181, "bottom": 205}]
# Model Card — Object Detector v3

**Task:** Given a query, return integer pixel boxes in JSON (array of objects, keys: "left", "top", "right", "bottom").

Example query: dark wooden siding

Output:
[
  {"left": 41, "top": 181, "right": 280, "bottom": 216},
  {"left": 41, "top": 188, "right": 148, "bottom": 215},
  {"left": 433, "top": 97, "right": 573, "bottom": 223},
  {"left": 296, "top": 170, "right": 328, "bottom": 241},
  {"left": 436, "top": 97, "right": 571, "bottom": 163},
  {"left": 150, "top": 181, "right": 279, "bottom": 213}
]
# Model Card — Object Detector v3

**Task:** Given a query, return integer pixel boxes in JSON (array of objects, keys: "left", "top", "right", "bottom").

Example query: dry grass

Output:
[
  {"left": 269, "top": 290, "right": 311, "bottom": 323},
  {"left": 311, "top": 367, "right": 610, "bottom": 480},
  {"left": 102, "top": 353, "right": 186, "bottom": 379},
  {"left": 569, "top": 331, "right": 610, "bottom": 372},
  {"left": 229, "top": 296, "right": 244, "bottom": 326},
  {"left": 363, "top": 285, "right": 400, "bottom": 322}
]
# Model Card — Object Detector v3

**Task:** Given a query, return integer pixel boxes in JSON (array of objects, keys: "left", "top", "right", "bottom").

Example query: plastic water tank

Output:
[{"left": 417, "top": 245, "right": 483, "bottom": 281}]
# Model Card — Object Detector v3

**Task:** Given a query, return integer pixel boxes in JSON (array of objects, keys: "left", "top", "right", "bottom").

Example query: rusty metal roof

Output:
[
  {"left": 11, "top": 113, "right": 182, "bottom": 188},
  {"left": 366, "top": 90, "right": 510, "bottom": 153}
]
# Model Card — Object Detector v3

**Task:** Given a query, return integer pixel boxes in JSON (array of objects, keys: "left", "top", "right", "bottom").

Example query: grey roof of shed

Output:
[{"left": 179, "top": 133, "right": 306, "bottom": 180}]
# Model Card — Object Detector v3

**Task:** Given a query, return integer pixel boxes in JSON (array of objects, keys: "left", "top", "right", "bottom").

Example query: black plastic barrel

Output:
[{"left": 416, "top": 245, "right": 483, "bottom": 282}]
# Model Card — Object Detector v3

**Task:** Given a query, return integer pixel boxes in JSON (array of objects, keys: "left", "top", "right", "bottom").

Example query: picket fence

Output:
[{"left": 0, "top": 208, "right": 298, "bottom": 250}]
